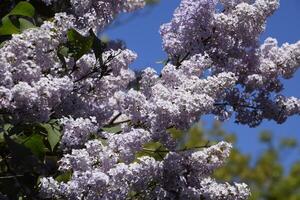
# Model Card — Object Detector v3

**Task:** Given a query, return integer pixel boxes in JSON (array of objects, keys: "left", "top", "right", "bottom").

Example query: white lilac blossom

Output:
[
  {"left": 40, "top": 0, "right": 145, "bottom": 32},
  {"left": 160, "top": 0, "right": 217, "bottom": 58},
  {"left": 107, "top": 128, "right": 152, "bottom": 163},
  {"left": 60, "top": 116, "right": 99, "bottom": 150},
  {"left": 0, "top": 16, "right": 137, "bottom": 124},
  {"left": 115, "top": 62, "right": 237, "bottom": 148},
  {"left": 199, "top": 178, "right": 250, "bottom": 200},
  {"left": 0, "top": 14, "right": 74, "bottom": 123},
  {"left": 160, "top": 0, "right": 300, "bottom": 126},
  {"left": 56, "top": 49, "right": 136, "bottom": 124},
  {"left": 70, "top": 0, "right": 145, "bottom": 31},
  {"left": 40, "top": 141, "right": 250, "bottom": 199}
]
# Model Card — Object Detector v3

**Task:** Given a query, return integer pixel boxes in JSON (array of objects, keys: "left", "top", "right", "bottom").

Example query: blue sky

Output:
[{"left": 104, "top": 0, "right": 300, "bottom": 165}]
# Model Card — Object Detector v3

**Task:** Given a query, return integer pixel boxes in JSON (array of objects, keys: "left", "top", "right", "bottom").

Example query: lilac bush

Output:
[{"left": 0, "top": 0, "right": 299, "bottom": 199}]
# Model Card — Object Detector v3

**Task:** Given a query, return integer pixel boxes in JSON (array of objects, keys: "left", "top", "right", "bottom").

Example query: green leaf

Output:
[
  {"left": 9, "top": 1, "right": 35, "bottom": 17},
  {"left": 23, "top": 134, "right": 47, "bottom": 159},
  {"left": 19, "top": 18, "right": 36, "bottom": 31},
  {"left": 4, "top": 133, "right": 32, "bottom": 158},
  {"left": 136, "top": 142, "right": 168, "bottom": 161},
  {"left": 167, "top": 127, "right": 183, "bottom": 140},
  {"left": 3, "top": 123, "right": 13, "bottom": 133},
  {"left": 102, "top": 124, "right": 122, "bottom": 134},
  {"left": 0, "top": 132, "right": 4, "bottom": 144},
  {"left": 48, "top": 128, "right": 61, "bottom": 151},
  {"left": 39, "top": 123, "right": 61, "bottom": 151},
  {"left": 0, "top": 41, "right": 5, "bottom": 48},
  {"left": 67, "top": 29, "right": 93, "bottom": 60},
  {"left": 57, "top": 46, "right": 69, "bottom": 69},
  {"left": 184, "top": 127, "right": 205, "bottom": 149},
  {"left": 89, "top": 29, "right": 104, "bottom": 62},
  {"left": 55, "top": 171, "right": 72, "bottom": 183},
  {"left": 0, "top": 16, "right": 20, "bottom": 35},
  {"left": 58, "top": 46, "right": 69, "bottom": 57},
  {"left": 0, "top": 1, "right": 35, "bottom": 36}
]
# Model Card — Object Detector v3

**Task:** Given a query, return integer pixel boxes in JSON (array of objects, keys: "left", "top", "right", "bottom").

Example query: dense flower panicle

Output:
[
  {"left": 116, "top": 61, "right": 237, "bottom": 144},
  {"left": 60, "top": 116, "right": 99, "bottom": 150},
  {"left": 40, "top": 141, "right": 250, "bottom": 199},
  {"left": 188, "top": 142, "right": 232, "bottom": 174},
  {"left": 139, "top": 67, "right": 159, "bottom": 97},
  {"left": 180, "top": 53, "right": 212, "bottom": 77},
  {"left": 258, "top": 38, "right": 300, "bottom": 79},
  {"left": 59, "top": 148, "right": 92, "bottom": 171},
  {"left": 275, "top": 96, "right": 300, "bottom": 121},
  {"left": 41, "top": 0, "right": 145, "bottom": 32},
  {"left": 39, "top": 177, "right": 60, "bottom": 199},
  {"left": 0, "top": 16, "right": 137, "bottom": 123},
  {"left": 57, "top": 49, "right": 136, "bottom": 124},
  {"left": 0, "top": 14, "right": 75, "bottom": 123},
  {"left": 199, "top": 178, "right": 250, "bottom": 200},
  {"left": 160, "top": 0, "right": 218, "bottom": 57},
  {"left": 107, "top": 128, "right": 152, "bottom": 163},
  {"left": 160, "top": 0, "right": 279, "bottom": 60},
  {"left": 40, "top": 138, "right": 163, "bottom": 199},
  {"left": 160, "top": 0, "right": 300, "bottom": 126}
]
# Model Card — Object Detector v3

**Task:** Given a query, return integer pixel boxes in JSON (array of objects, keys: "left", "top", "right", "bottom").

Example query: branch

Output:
[
  {"left": 108, "top": 119, "right": 131, "bottom": 126},
  {"left": 142, "top": 141, "right": 211, "bottom": 153},
  {"left": 0, "top": 175, "right": 24, "bottom": 179},
  {"left": 107, "top": 113, "right": 122, "bottom": 126},
  {"left": 214, "top": 102, "right": 260, "bottom": 110},
  {"left": 74, "top": 50, "right": 121, "bottom": 83}
]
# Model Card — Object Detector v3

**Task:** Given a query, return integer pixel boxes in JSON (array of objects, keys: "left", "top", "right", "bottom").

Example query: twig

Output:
[
  {"left": 214, "top": 102, "right": 260, "bottom": 110},
  {"left": 0, "top": 175, "right": 24, "bottom": 179},
  {"left": 142, "top": 141, "right": 211, "bottom": 153},
  {"left": 106, "top": 119, "right": 131, "bottom": 127},
  {"left": 107, "top": 113, "right": 122, "bottom": 126}
]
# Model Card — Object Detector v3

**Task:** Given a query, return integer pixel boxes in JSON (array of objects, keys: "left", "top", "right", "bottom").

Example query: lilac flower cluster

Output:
[
  {"left": 59, "top": 116, "right": 99, "bottom": 150},
  {"left": 41, "top": 0, "right": 145, "bottom": 32},
  {"left": 0, "top": 16, "right": 136, "bottom": 124},
  {"left": 161, "top": 0, "right": 300, "bottom": 126},
  {"left": 0, "top": 13, "right": 74, "bottom": 123},
  {"left": 40, "top": 140, "right": 249, "bottom": 199},
  {"left": 115, "top": 60, "right": 237, "bottom": 148}
]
